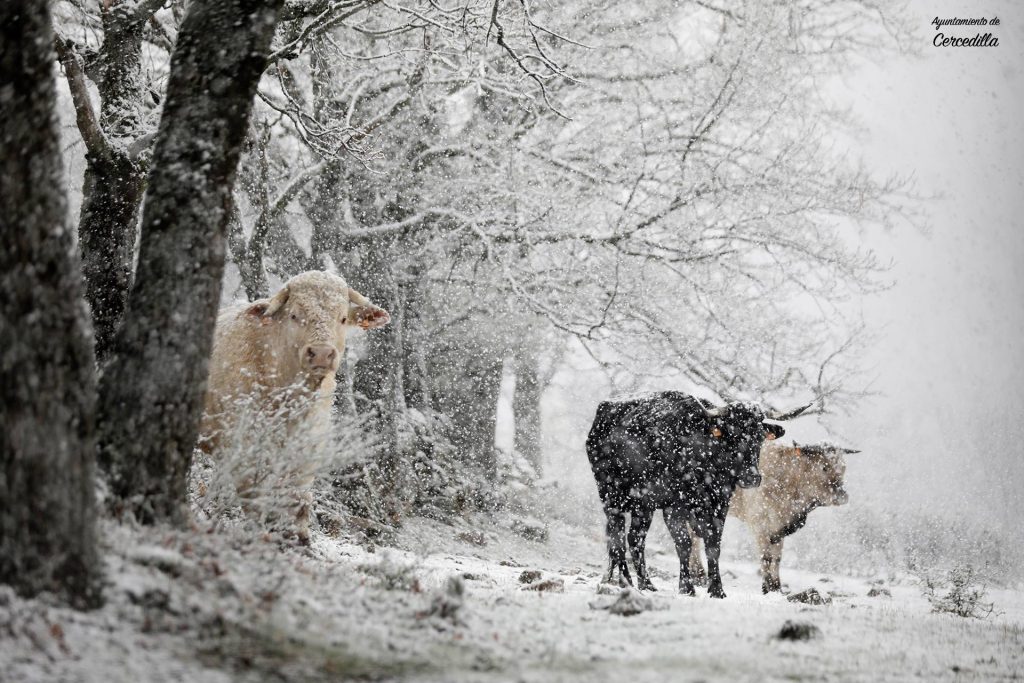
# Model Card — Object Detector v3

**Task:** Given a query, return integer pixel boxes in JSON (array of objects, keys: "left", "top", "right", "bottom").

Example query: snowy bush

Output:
[
  {"left": 190, "top": 395, "right": 373, "bottom": 540},
  {"left": 920, "top": 565, "right": 997, "bottom": 619},
  {"left": 322, "top": 405, "right": 544, "bottom": 532},
  {"left": 357, "top": 553, "right": 423, "bottom": 592}
]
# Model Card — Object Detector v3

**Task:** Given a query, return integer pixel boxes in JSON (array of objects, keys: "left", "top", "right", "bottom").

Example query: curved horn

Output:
[
  {"left": 704, "top": 404, "right": 728, "bottom": 418},
  {"left": 262, "top": 284, "right": 290, "bottom": 317},
  {"left": 766, "top": 401, "right": 814, "bottom": 421},
  {"left": 838, "top": 447, "right": 861, "bottom": 454},
  {"left": 348, "top": 287, "right": 371, "bottom": 306}
]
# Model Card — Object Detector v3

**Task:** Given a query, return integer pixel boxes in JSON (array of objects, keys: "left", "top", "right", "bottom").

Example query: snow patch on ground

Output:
[{"left": 2, "top": 515, "right": 1022, "bottom": 682}]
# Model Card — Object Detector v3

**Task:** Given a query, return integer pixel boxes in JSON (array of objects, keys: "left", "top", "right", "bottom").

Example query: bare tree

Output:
[
  {"left": 98, "top": 0, "right": 284, "bottom": 523},
  {"left": 0, "top": 0, "right": 101, "bottom": 607}
]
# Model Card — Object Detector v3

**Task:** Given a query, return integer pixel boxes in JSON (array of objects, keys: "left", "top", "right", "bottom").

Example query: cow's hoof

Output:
[
  {"left": 638, "top": 579, "right": 657, "bottom": 592},
  {"left": 708, "top": 585, "right": 726, "bottom": 599},
  {"left": 762, "top": 579, "right": 781, "bottom": 594}
]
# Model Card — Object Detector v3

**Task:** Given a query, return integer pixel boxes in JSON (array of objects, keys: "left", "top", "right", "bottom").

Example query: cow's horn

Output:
[
  {"left": 263, "top": 285, "right": 290, "bottom": 317},
  {"left": 348, "top": 287, "right": 372, "bottom": 307},
  {"left": 766, "top": 401, "right": 814, "bottom": 421},
  {"left": 703, "top": 405, "right": 728, "bottom": 418},
  {"left": 839, "top": 447, "right": 861, "bottom": 454}
]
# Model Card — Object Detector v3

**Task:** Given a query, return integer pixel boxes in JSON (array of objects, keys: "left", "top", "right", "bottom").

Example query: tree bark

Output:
[
  {"left": 76, "top": 149, "right": 144, "bottom": 359},
  {"left": 513, "top": 349, "right": 543, "bottom": 478},
  {"left": 433, "top": 344, "right": 503, "bottom": 480},
  {"left": 0, "top": 0, "right": 102, "bottom": 607},
  {"left": 56, "top": 2, "right": 163, "bottom": 360},
  {"left": 401, "top": 262, "right": 432, "bottom": 412},
  {"left": 349, "top": 237, "right": 407, "bottom": 491},
  {"left": 97, "top": 0, "right": 283, "bottom": 523}
]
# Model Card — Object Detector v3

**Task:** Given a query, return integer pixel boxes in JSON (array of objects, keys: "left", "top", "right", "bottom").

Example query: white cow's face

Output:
[{"left": 247, "top": 271, "right": 390, "bottom": 390}]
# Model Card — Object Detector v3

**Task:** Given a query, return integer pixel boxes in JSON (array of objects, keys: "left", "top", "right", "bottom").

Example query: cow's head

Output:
[
  {"left": 706, "top": 401, "right": 811, "bottom": 489},
  {"left": 792, "top": 442, "right": 858, "bottom": 506},
  {"left": 246, "top": 271, "right": 390, "bottom": 390}
]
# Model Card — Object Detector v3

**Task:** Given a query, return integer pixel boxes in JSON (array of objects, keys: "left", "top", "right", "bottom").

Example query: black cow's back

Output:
[{"left": 586, "top": 392, "right": 718, "bottom": 510}]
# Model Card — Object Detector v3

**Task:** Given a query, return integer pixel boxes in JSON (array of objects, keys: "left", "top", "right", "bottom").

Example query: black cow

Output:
[{"left": 586, "top": 391, "right": 807, "bottom": 598}]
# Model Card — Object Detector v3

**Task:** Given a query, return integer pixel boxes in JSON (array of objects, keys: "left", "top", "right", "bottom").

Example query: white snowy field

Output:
[{"left": 2, "top": 511, "right": 1022, "bottom": 683}]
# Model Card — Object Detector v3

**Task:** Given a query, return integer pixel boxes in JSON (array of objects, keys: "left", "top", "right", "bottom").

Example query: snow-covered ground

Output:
[{"left": 3, "top": 514, "right": 1022, "bottom": 682}]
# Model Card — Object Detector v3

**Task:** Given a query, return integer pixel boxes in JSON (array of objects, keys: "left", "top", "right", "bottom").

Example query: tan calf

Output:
[{"left": 689, "top": 441, "right": 856, "bottom": 593}]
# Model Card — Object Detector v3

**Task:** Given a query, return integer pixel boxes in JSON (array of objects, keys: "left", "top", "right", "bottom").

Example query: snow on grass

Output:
[{"left": 1, "top": 513, "right": 1022, "bottom": 682}]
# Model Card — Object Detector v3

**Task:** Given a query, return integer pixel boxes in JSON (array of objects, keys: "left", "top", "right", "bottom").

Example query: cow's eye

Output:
[
  {"left": 290, "top": 313, "right": 299, "bottom": 323},
  {"left": 341, "top": 316, "right": 347, "bottom": 324}
]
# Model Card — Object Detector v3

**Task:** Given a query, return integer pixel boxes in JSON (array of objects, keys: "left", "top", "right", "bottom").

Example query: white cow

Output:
[{"left": 199, "top": 270, "right": 389, "bottom": 540}]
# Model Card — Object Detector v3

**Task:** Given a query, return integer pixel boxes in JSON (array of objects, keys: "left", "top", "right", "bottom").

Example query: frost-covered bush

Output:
[
  {"left": 357, "top": 553, "right": 422, "bottom": 592},
  {"left": 920, "top": 565, "right": 997, "bottom": 619},
  {"left": 190, "top": 395, "right": 372, "bottom": 540},
  {"left": 323, "top": 405, "right": 542, "bottom": 532},
  {"left": 320, "top": 405, "right": 473, "bottom": 530}
]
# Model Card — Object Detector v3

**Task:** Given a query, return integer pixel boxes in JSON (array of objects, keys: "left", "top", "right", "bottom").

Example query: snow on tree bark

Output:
[
  {"left": 513, "top": 348, "right": 543, "bottom": 478},
  {"left": 349, "top": 237, "right": 408, "bottom": 501},
  {"left": 97, "top": 0, "right": 284, "bottom": 523},
  {"left": 54, "top": 1, "right": 165, "bottom": 360},
  {"left": 0, "top": 0, "right": 102, "bottom": 607}
]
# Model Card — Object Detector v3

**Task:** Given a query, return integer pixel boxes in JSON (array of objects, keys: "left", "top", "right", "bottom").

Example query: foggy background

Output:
[{"left": 518, "top": 0, "right": 1024, "bottom": 577}]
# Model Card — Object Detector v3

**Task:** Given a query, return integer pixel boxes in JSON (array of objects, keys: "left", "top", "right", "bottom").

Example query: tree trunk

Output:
[
  {"left": 97, "top": 0, "right": 283, "bottom": 524},
  {"left": 401, "top": 262, "right": 432, "bottom": 412},
  {"left": 0, "top": 0, "right": 101, "bottom": 607},
  {"left": 513, "top": 349, "right": 543, "bottom": 478},
  {"left": 349, "top": 238, "right": 407, "bottom": 492},
  {"left": 77, "top": 150, "right": 144, "bottom": 359},
  {"left": 58, "top": 2, "right": 161, "bottom": 360},
  {"left": 434, "top": 345, "right": 503, "bottom": 480}
]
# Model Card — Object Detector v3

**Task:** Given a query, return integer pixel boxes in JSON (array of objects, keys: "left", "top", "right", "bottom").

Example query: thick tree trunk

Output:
[
  {"left": 77, "top": 151, "right": 143, "bottom": 359},
  {"left": 0, "top": 0, "right": 101, "bottom": 607},
  {"left": 97, "top": 0, "right": 283, "bottom": 523},
  {"left": 454, "top": 356, "right": 503, "bottom": 480},
  {"left": 349, "top": 238, "right": 407, "bottom": 492},
  {"left": 433, "top": 344, "right": 503, "bottom": 480},
  {"left": 513, "top": 349, "right": 543, "bottom": 478}
]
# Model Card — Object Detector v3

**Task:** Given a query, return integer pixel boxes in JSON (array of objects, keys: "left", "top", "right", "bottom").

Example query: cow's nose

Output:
[
  {"left": 833, "top": 489, "right": 850, "bottom": 505},
  {"left": 304, "top": 344, "right": 337, "bottom": 370}
]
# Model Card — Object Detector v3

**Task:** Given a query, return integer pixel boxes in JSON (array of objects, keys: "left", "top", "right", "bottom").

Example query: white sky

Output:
[
  {"left": 824, "top": 0, "right": 1024, "bottom": 528},
  {"left": 537, "top": 1, "right": 1024, "bottom": 533}
]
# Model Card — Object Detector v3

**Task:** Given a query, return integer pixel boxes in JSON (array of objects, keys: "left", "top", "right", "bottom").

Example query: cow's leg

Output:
[
  {"left": 627, "top": 506, "right": 657, "bottom": 591},
  {"left": 760, "top": 536, "right": 784, "bottom": 593},
  {"left": 663, "top": 506, "right": 696, "bottom": 596},
  {"left": 703, "top": 518, "right": 727, "bottom": 599},
  {"left": 601, "top": 507, "right": 632, "bottom": 587},
  {"left": 686, "top": 523, "right": 708, "bottom": 587}
]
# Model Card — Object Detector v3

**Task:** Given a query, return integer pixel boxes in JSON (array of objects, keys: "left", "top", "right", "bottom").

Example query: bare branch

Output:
[{"left": 53, "top": 32, "right": 109, "bottom": 160}]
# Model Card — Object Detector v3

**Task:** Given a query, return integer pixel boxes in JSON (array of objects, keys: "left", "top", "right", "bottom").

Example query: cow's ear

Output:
[
  {"left": 764, "top": 423, "right": 785, "bottom": 440},
  {"left": 243, "top": 301, "right": 268, "bottom": 317},
  {"left": 351, "top": 303, "right": 391, "bottom": 330}
]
